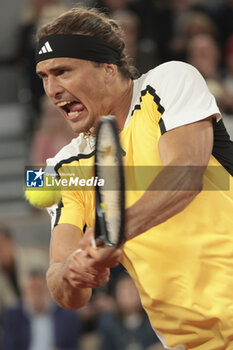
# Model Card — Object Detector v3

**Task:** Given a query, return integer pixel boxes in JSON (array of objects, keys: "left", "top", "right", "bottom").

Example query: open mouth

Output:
[{"left": 57, "top": 100, "right": 85, "bottom": 120}]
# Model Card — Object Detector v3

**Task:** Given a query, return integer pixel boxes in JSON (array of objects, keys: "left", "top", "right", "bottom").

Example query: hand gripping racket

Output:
[{"left": 94, "top": 116, "right": 125, "bottom": 248}]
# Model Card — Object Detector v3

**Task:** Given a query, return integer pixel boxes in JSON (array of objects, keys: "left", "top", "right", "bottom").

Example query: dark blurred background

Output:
[{"left": 0, "top": 0, "right": 232, "bottom": 349}]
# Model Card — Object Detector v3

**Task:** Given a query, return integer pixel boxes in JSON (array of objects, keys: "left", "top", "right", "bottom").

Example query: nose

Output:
[{"left": 44, "top": 76, "right": 64, "bottom": 100}]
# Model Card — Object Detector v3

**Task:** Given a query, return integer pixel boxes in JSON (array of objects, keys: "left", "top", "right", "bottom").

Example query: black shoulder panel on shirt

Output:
[
  {"left": 212, "top": 119, "right": 233, "bottom": 176},
  {"left": 146, "top": 85, "right": 165, "bottom": 115},
  {"left": 131, "top": 84, "right": 165, "bottom": 115}
]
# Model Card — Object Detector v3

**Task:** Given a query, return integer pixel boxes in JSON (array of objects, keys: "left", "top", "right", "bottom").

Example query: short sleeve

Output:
[
  {"left": 154, "top": 61, "right": 221, "bottom": 133},
  {"left": 48, "top": 190, "right": 85, "bottom": 231},
  {"left": 45, "top": 134, "right": 94, "bottom": 232}
]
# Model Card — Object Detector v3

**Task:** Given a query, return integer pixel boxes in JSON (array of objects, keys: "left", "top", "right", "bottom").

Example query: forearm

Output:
[
  {"left": 46, "top": 261, "right": 92, "bottom": 310},
  {"left": 126, "top": 165, "right": 204, "bottom": 239}
]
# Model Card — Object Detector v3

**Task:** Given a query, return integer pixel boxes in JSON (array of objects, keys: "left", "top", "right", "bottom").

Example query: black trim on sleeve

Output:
[
  {"left": 54, "top": 200, "right": 64, "bottom": 228},
  {"left": 159, "top": 118, "right": 166, "bottom": 135},
  {"left": 54, "top": 150, "right": 96, "bottom": 175},
  {"left": 212, "top": 119, "right": 233, "bottom": 176}
]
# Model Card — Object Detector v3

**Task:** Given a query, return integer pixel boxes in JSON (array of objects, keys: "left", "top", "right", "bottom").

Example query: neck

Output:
[{"left": 107, "top": 77, "right": 133, "bottom": 130}]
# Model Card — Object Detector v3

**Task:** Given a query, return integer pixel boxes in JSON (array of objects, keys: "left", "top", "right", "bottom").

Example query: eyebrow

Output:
[{"left": 36, "top": 65, "right": 70, "bottom": 77}]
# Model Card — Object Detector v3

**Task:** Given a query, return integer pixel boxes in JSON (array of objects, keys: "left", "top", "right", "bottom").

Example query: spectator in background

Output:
[
  {"left": 187, "top": 34, "right": 233, "bottom": 114},
  {"left": 2, "top": 270, "right": 81, "bottom": 350},
  {"left": 214, "top": 0, "right": 233, "bottom": 50},
  {"left": 169, "top": 9, "right": 218, "bottom": 61},
  {"left": 0, "top": 226, "right": 20, "bottom": 315},
  {"left": 95, "top": 0, "right": 172, "bottom": 64},
  {"left": 0, "top": 0, "right": 70, "bottom": 132},
  {"left": 30, "top": 96, "right": 76, "bottom": 165},
  {"left": 111, "top": 10, "right": 157, "bottom": 74},
  {"left": 128, "top": 0, "right": 173, "bottom": 63},
  {"left": 187, "top": 34, "right": 221, "bottom": 79},
  {"left": 224, "top": 35, "right": 233, "bottom": 96},
  {"left": 0, "top": 224, "right": 49, "bottom": 348},
  {"left": 20, "top": 0, "right": 70, "bottom": 105},
  {"left": 0, "top": 224, "right": 49, "bottom": 313},
  {"left": 95, "top": 274, "right": 162, "bottom": 350}
]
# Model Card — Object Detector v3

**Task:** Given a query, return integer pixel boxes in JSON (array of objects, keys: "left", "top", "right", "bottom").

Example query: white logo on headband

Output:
[{"left": 38, "top": 41, "right": 53, "bottom": 55}]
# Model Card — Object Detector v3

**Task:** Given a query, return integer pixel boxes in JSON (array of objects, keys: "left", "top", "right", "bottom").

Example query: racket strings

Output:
[
  {"left": 98, "top": 168, "right": 121, "bottom": 244},
  {"left": 96, "top": 123, "right": 122, "bottom": 245}
]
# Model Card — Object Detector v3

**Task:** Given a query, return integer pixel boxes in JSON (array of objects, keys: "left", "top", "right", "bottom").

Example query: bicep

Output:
[
  {"left": 50, "top": 223, "right": 83, "bottom": 264},
  {"left": 158, "top": 117, "right": 214, "bottom": 166}
]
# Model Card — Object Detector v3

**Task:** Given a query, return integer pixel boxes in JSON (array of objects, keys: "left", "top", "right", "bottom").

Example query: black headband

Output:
[{"left": 36, "top": 34, "right": 122, "bottom": 66}]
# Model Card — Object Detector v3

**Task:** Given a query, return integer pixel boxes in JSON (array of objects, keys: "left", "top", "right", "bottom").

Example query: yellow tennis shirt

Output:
[{"left": 47, "top": 62, "right": 233, "bottom": 350}]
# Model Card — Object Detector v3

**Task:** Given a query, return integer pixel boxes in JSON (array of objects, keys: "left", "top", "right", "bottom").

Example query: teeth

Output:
[
  {"left": 68, "top": 111, "right": 79, "bottom": 117},
  {"left": 57, "top": 101, "right": 72, "bottom": 107}
]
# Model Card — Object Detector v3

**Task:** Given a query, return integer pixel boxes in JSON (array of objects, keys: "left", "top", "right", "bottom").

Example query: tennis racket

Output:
[{"left": 94, "top": 116, "right": 125, "bottom": 248}]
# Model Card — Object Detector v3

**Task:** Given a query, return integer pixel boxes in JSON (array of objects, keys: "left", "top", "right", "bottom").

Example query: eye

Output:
[
  {"left": 57, "top": 70, "right": 65, "bottom": 76},
  {"left": 55, "top": 69, "right": 70, "bottom": 77}
]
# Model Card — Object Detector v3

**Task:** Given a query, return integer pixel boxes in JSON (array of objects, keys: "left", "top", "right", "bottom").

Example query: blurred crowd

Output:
[
  {"left": 0, "top": 224, "right": 162, "bottom": 350},
  {"left": 0, "top": 0, "right": 232, "bottom": 349}
]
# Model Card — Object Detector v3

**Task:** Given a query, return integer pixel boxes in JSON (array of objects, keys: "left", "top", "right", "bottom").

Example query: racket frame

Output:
[{"left": 94, "top": 116, "right": 125, "bottom": 248}]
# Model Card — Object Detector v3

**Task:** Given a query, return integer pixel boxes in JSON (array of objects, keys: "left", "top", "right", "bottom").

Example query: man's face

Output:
[{"left": 36, "top": 57, "right": 108, "bottom": 133}]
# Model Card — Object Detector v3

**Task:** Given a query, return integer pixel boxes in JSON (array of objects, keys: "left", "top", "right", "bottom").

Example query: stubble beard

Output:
[{"left": 70, "top": 111, "right": 99, "bottom": 135}]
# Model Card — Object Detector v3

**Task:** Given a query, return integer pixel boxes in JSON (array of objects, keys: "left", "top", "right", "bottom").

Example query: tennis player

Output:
[{"left": 35, "top": 8, "right": 233, "bottom": 350}]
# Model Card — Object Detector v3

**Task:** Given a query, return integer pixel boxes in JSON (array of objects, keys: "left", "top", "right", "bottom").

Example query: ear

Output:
[{"left": 103, "top": 64, "right": 118, "bottom": 84}]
